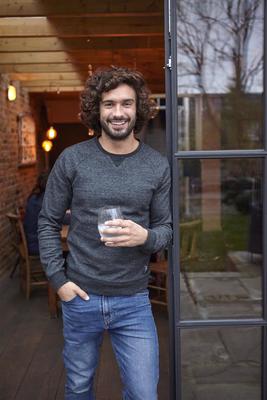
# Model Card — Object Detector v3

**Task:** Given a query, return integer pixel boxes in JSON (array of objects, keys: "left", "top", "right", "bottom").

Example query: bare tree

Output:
[
  {"left": 177, "top": 0, "right": 263, "bottom": 150},
  {"left": 177, "top": 0, "right": 263, "bottom": 93}
]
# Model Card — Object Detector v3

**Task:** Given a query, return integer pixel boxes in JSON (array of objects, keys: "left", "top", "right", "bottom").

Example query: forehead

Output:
[{"left": 101, "top": 84, "right": 136, "bottom": 102}]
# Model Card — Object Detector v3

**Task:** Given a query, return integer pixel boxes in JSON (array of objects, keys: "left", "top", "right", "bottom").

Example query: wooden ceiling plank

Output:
[
  {"left": 0, "top": 0, "right": 163, "bottom": 17},
  {"left": 25, "top": 86, "right": 85, "bottom": 93},
  {"left": 22, "top": 79, "right": 85, "bottom": 87},
  {"left": 25, "top": 83, "right": 165, "bottom": 94},
  {"left": 0, "top": 49, "right": 163, "bottom": 64},
  {"left": 0, "top": 62, "right": 164, "bottom": 74},
  {"left": 0, "top": 63, "right": 89, "bottom": 73},
  {"left": 0, "top": 52, "right": 77, "bottom": 64},
  {"left": 22, "top": 76, "right": 164, "bottom": 88},
  {"left": 0, "top": 17, "right": 163, "bottom": 37},
  {"left": 9, "top": 72, "right": 87, "bottom": 81},
  {"left": 18, "top": 72, "right": 164, "bottom": 85},
  {"left": 0, "top": 37, "right": 164, "bottom": 52}
]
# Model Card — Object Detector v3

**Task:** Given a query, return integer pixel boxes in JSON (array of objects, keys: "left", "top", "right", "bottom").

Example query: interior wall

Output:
[{"left": 0, "top": 79, "right": 45, "bottom": 275}]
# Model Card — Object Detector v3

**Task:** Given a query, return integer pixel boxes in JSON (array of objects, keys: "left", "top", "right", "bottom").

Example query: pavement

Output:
[{"left": 180, "top": 251, "right": 262, "bottom": 400}]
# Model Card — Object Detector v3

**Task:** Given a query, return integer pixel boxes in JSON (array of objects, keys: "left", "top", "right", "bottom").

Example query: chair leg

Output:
[{"left": 19, "top": 261, "right": 26, "bottom": 294}]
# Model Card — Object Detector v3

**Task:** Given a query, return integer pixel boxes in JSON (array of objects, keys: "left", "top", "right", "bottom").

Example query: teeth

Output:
[{"left": 110, "top": 121, "right": 126, "bottom": 125}]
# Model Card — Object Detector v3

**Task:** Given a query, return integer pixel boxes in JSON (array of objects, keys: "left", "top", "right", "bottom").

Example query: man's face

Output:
[{"left": 99, "top": 84, "right": 137, "bottom": 141}]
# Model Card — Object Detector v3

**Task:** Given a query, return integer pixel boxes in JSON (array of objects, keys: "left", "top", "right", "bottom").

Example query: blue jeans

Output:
[{"left": 61, "top": 290, "right": 159, "bottom": 400}]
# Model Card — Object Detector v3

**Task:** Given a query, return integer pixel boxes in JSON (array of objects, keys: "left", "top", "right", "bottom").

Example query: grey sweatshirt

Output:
[{"left": 38, "top": 137, "right": 172, "bottom": 295}]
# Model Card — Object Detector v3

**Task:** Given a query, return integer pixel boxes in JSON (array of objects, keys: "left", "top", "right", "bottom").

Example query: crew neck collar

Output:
[{"left": 95, "top": 137, "right": 141, "bottom": 157}]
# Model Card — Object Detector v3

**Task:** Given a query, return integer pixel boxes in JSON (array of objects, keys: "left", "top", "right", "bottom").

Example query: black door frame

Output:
[{"left": 164, "top": 0, "right": 267, "bottom": 398}]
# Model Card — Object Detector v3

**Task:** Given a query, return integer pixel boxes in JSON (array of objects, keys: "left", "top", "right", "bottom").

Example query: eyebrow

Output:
[{"left": 101, "top": 98, "right": 135, "bottom": 103}]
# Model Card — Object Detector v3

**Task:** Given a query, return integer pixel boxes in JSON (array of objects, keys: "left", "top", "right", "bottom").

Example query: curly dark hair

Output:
[{"left": 80, "top": 66, "right": 151, "bottom": 135}]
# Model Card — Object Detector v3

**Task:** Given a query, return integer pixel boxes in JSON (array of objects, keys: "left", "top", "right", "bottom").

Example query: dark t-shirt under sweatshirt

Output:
[{"left": 38, "top": 137, "right": 172, "bottom": 296}]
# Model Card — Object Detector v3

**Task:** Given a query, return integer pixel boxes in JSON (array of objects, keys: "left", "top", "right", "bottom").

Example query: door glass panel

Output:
[
  {"left": 178, "top": 158, "right": 263, "bottom": 320},
  {"left": 181, "top": 327, "right": 262, "bottom": 400},
  {"left": 177, "top": 0, "right": 264, "bottom": 151}
]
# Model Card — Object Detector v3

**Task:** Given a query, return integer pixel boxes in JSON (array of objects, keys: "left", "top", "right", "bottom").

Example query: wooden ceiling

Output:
[{"left": 0, "top": 0, "right": 165, "bottom": 96}]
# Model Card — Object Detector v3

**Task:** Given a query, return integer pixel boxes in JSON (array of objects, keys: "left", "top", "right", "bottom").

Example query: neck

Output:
[{"left": 98, "top": 133, "right": 139, "bottom": 154}]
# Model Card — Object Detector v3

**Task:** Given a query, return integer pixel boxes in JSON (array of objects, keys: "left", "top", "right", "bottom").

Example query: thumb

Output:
[{"left": 76, "top": 288, "right": 90, "bottom": 301}]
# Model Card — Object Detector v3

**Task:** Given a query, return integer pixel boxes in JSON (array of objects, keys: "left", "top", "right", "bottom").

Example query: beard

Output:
[{"left": 100, "top": 116, "right": 136, "bottom": 141}]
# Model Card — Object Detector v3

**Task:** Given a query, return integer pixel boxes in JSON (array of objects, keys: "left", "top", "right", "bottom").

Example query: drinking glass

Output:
[{"left": 98, "top": 206, "right": 123, "bottom": 239}]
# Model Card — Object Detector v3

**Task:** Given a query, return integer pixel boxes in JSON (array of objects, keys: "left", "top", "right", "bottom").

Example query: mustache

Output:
[{"left": 108, "top": 118, "right": 129, "bottom": 122}]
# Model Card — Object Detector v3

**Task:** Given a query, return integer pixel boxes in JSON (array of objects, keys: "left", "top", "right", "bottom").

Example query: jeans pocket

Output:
[
  {"left": 133, "top": 290, "right": 151, "bottom": 312},
  {"left": 61, "top": 294, "right": 79, "bottom": 304}
]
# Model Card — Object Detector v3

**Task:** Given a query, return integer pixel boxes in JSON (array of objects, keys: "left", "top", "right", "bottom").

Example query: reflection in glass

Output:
[
  {"left": 177, "top": 0, "right": 263, "bottom": 150},
  {"left": 181, "top": 327, "right": 261, "bottom": 400},
  {"left": 179, "top": 158, "right": 263, "bottom": 320}
]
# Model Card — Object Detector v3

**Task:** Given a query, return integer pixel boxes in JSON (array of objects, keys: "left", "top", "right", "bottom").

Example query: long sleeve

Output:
[
  {"left": 141, "top": 161, "right": 172, "bottom": 253},
  {"left": 38, "top": 151, "right": 73, "bottom": 291}
]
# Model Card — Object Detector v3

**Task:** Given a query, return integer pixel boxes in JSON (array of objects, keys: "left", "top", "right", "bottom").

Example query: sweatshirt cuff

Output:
[
  {"left": 49, "top": 270, "right": 69, "bottom": 292},
  {"left": 140, "top": 229, "right": 156, "bottom": 254}
]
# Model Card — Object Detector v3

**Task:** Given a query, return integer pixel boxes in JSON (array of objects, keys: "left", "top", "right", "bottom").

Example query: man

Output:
[{"left": 38, "top": 66, "right": 172, "bottom": 400}]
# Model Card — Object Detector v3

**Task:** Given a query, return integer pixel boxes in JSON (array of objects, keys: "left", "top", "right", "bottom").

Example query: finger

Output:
[
  {"left": 101, "top": 227, "right": 125, "bottom": 236},
  {"left": 101, "top": 234, "right": 126, "bottom": 242},
  {"left": 105, "top": 219, "right": 129, "bottom": 227},
  {"left": 76, "top": 288, "right": 90, "bottom": 300},
  {"left": 105, "top": 241, "right": 132, "bottom": 247},
  {"left": 102, "top": 235, "right": 130, "bottom": 243}
]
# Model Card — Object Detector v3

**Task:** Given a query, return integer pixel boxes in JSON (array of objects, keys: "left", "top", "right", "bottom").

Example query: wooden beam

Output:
[
  {"left": 0, "top": 52, "right": 75, "bottom": 64},
  {"left": 25, "top": 83, "right": 165, "bottom": 94},
  {"left": 26, "top": 86, "right": 84, "bottom": 93},
  {"left": 0, "top": 17, "right": 163, "bottom": 37},
  {"left": 0, "top": 37, "right": 164, "bottom": 52},
  {"left": 0, "top": 61, "right": 165, "bottom": 75},
  {"left": 22, "top": 79, "right": 84, "bottom": 87},
  {"left": 23, "top": 76, "right": 163, "bottom": 86},
  {"left": 8, "top": 64, "right": 165, "bottom": 87},
  {"left": 0, "top": 49, "right": 164, "bottom": 64},
  {"left": 0, "top": 0, "right": 163, "bottom": 17},
  {"left": 22, "top": 74, "right": 164, "bottom": 88},
  {"left": 0, "top": 64, "right": 89, "bottom": 73},
  {"left": 9, "top": 72, "right": 87, "bottom": 81}
]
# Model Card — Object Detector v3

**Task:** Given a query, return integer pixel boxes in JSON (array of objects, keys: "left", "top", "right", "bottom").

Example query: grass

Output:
[{"left": 182, "top": 213, "right": 249, "bottom": 272}]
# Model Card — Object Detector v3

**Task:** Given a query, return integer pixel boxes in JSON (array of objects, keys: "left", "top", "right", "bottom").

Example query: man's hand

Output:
[
  {"left": 101, "top": 219, "right": 148, "bottom": 247},
  {"left": 57, "top": 281, "right": 89, "bottom": 302}
]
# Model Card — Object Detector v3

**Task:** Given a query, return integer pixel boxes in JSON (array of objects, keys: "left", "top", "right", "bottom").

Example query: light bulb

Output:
[
  {"left": 7, "top": 84, "right": 16, "bottom": 101},
  {"left": 46, "top": 126, "right": 57, "bottom": 139},
  {"left": 42, "top": 140, "right": 53, "bottom": 152}
]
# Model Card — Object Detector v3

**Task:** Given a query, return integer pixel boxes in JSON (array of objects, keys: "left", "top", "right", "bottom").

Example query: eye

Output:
[
  {"left": 103, "top": 102, "right": 113, "bottom": 108},
  {"left": 123, "top": 101, "right": 134, "bottom": 107}
]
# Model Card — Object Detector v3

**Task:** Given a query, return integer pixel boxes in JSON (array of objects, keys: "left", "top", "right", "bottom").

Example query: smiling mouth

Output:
[
  {"left": 109, "top": 120, "right": 128, "bottom": 129},
  {"left": 110, "top": 120, "right": 127, "bottom": 125}
]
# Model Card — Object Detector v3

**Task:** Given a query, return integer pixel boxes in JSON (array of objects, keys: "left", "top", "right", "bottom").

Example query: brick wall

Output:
[{"left": 0, "top": 78, "right": 44, "bottom": 275}]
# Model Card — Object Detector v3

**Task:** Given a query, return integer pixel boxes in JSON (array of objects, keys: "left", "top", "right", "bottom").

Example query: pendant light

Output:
[{"left": 46, "top": 126, "right": 57, "bottom": 140}]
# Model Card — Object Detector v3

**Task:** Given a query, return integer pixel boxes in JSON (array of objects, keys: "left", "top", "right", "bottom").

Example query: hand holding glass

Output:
[{"left": 98, "top": 206, "right": 124, "bottom": 239}]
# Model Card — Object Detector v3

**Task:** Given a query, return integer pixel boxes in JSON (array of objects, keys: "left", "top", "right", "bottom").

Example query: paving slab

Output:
[
  {"left": 220, "top": 327, "right": 261, "bottom": 364},
  {"left": 239, "top": 277, "right": 262, "bottom": 300},
  {"left": 188, "top": 383, "right": 261, "bottom": 400}
]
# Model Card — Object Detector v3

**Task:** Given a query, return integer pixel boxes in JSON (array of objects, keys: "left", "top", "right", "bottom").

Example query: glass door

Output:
[{"left": 165, "top": 0, "right": 266, "bottom": 398}]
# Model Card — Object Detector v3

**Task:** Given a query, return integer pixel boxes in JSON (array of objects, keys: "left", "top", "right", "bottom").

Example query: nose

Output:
[{"left": 113, "top": 103, "right": 123, "bottom": 118}]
